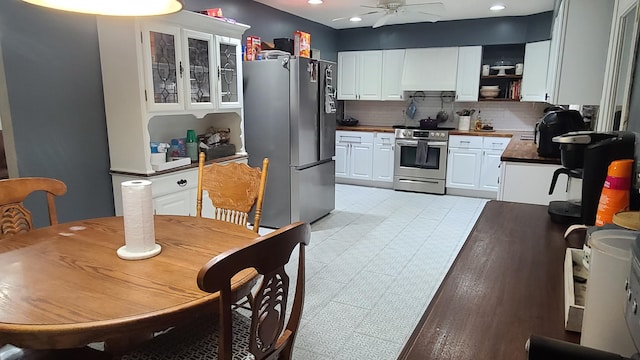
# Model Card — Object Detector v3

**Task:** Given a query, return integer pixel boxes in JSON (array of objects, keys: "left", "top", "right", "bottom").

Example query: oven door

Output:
[{"left": 394, "top": 139, "right": 447, "bottom": 180}]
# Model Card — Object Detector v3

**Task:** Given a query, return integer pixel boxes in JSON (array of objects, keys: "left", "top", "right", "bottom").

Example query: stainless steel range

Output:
[{"left": 393, "top": 127, "right": 449, "bottom": 194}]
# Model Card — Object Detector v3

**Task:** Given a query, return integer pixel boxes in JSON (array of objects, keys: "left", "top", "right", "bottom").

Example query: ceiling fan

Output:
[{"left": 332, "top": 1, "right": 445, "bottom": 28}]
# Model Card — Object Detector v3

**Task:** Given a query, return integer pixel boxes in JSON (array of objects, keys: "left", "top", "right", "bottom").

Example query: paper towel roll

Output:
[{"left": 117, "top": 180, "right": 161, "bottom": 260}]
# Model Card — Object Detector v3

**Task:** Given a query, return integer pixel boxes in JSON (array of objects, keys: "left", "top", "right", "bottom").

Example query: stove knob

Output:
[{"left": 403, "top": 130, "right": 412, "bottom": 137}]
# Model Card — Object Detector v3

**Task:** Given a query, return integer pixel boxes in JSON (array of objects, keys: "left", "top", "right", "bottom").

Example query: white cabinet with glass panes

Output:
[{"left": 98, "top": 11, "right": 250, "bottom": 214}]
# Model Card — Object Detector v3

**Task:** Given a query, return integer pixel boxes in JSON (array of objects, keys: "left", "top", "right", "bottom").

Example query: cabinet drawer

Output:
[
  {"left": 374, "top": 132, "right": 395, "bottom": 145},
  {"left": 336, "top": 131, "right": 374, "bottom": 144},
  {"left": 482, "top": 137, "right": 511, "bottom": 151},
  {"left": 149, "top": 169, "right": 198, "bottom": 198},
  {"left": 449, "top": 135, "right": 482, "bottom": 149}
]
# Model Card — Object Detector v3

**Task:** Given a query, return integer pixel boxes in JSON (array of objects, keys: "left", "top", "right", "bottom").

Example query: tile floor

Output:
[{"left": 289, "top": 184, "right": 488, "bottom": 359}]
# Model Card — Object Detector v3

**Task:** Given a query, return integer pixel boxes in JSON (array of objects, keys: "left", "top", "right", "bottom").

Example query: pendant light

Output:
[{"left": 21, "top": 0, "right": 183, "bottom": 16}]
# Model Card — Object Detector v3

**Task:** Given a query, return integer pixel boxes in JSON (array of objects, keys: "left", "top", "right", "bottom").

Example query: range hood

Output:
[{"left": 401, "top": 47, "right": 458, "bottom": 91}]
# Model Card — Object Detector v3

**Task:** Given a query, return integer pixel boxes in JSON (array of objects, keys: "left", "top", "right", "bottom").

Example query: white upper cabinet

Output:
[
  {"left": 520, "top": 40, "right": 550, "bottom": 102},
  {"left": 402, "top": 47, "right": 458, "bottom": 91},
  {"left": 455, "top": 46, "right": 482, "bottom": 102},
  {"left": 545, "top": 0, "right": 614, "bottom": 105},
  {"left": 381, "top": 49, "right": 406, "bottom": 101},
  {"left": 214, "top": 36, "right": 243, "bottom": 109},
  {"left": 337, "top": 51, "right": 382, "bottom": 100},
  {"left": 143, "top": 23, "right": 184, "bottom": 112},
  {"left": 141, "top": 22, "right": 244, "bottom": 114}
]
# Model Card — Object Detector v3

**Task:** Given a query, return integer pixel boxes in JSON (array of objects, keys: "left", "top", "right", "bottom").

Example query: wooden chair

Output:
[
  {"left": 0, "top": 177, "right": 67, "bottom": 238},
  {"left": 120, "top": 221, "right": 311, "bottom": 360},
  {"left": 196, "top": 152, "right": 269, "bottom": 233}
]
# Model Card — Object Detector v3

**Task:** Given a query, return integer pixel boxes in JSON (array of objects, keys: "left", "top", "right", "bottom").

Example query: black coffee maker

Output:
[
  {"left": 547, "top": 131, "right": 635, "bottom": 225},
  {"left": 535, "top": 109, "right": 586, "bottom": 158}
]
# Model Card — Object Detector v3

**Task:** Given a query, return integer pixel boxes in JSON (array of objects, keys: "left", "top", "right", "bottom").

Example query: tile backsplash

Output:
[{"left": 344, "top": 95, "right": 550, "bottom": 131}]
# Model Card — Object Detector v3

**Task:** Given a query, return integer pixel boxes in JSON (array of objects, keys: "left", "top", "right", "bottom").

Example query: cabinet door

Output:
[
  {"left": 499, "top": 162, "right": 574, "bottom": 205},
  {"left": 382, "top": 49, "right": 405, "bottom": 101},
  {"left": 446, "top": 148, "right": 481, "bottom": 189},
  {"left": 183, "top": 30, "right": 214, "bottom": 110},
  {"left": 455, "top": 46, "right": 482, "bottom": 102},
  {"left": 479, "top": 149, "right": 502, "bottom": 191},
  {"left": 337, "top": 52, "right": 358, "bottom": 100},
  {"left": 154, "top": 191, "right": 192, "bottom": 216},
  {"left": 373, "top": 133, "right": 395, "bottom": 182},
  {"left": 335, "top": 142, "right": 349, "bottom": 178},
  {"left": 402, "top": 47, "right": 458, "bottom": 91},
  {"left": 350, "top": 143, "right": 373, "bottom": 179},
  {"left": 545, "top": 1, "right": 565, "bottom": 104},
  {"left": 520, "top": 41, "right": 550, "bottom": 102},
  {"left": 215, "top": 36, "right": 242, "bottom": 109},
  {"left": 358, "top": 51, "right": 383, "bottom": 100},
  {"left": 142, "top": 23, "right": 184, "bottom": 112}
]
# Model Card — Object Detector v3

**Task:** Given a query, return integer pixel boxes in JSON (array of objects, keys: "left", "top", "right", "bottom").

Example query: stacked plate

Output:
[{"left": 480, "top": 85, "right": 499, "bottom": 98}]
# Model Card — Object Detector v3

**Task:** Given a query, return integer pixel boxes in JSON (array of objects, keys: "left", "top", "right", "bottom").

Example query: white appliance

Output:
[{"left": 581, "top": 229, "right": 638, "bottom": 356}]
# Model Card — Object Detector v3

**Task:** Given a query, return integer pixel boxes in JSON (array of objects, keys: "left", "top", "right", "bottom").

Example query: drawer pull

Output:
[{"left": 177, "top": 179, "right": 187, "bottom": 187}]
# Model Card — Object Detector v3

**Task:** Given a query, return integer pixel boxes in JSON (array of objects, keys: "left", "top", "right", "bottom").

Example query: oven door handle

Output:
[{"left": 396, "top": 140, "right": 448, "bottom": 147}]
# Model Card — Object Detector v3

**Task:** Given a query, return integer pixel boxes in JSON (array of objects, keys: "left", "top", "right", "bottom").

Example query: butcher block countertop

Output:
[
  {"left": 399, "top": 201, "right": 581, "bottom": 360},
  {"left": 501, "top": 137, "right": 562, "bottom": 165}
]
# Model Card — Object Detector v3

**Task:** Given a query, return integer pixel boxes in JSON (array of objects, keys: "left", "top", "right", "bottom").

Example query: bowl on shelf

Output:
[
  {"left": 480, "top": 85, "right": 499, "bottom": 90},
  {"left": 480, "top": 88, "right": 500, "bottom": 98}
]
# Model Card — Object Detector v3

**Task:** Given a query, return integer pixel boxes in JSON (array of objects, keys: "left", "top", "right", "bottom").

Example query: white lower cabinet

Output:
[
  {"left": 447, "top": 148, "right": 482, "bottom": 189},
  {"left": 479, "top": 150, "right": 503, "bottom": 191},
  {"left": 446, "top": 135, "right": 510, "bottom": 198},
  {"left": 373, "top": 133, "right": 395, "bottom": 182},
  {"left": 350, "top": 143, "right": 374, "bottom": 179},
  {"left": 498, "top": 162, "right": 581, "bottom": 205},
  {"left": 154, "top": 189, "right": 197, "bottom": 216},
  {"left": 336, "top": 130, "right": 395, "bottom": 187}
]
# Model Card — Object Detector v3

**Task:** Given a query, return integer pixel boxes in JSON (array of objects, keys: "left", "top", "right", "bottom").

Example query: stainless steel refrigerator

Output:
[{"left": 243, "top": 56, "right": 336, "bottom": 228}]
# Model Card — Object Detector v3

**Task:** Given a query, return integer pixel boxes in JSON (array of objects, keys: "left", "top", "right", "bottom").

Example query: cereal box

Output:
[
  {"left": 246, "top": 36, "right": 261, "bottom": 61},
  {"left": 294, "top": 31, "right": 311, "bottom": 58},
  {"left": 198, "top": 8, "right": 223, "bottom": 17}
]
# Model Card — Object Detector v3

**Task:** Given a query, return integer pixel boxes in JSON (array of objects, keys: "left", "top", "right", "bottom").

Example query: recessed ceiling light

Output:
[
  {"left": 308, "top": 0, "right": 323, "bottom": 4},
  {"left": 349, "top": 16, "right": 362, "bottom": 22},
  {"left": 490, "top": 4, "right": 506, "bottom": 11}
]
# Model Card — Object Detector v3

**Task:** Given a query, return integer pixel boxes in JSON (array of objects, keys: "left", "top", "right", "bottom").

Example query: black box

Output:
[
  {"left": 274, "top": 38, "right": 294, "bottom": 55},
  {"left": 204, "top": 143, "right": 236, "bottom": 161}
]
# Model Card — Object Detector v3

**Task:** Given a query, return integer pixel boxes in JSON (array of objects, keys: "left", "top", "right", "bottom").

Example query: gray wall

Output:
[
  {"left": 336, "top": 12, "right": 552, "bottom": 51},
  {"left": 185, "top": 0, "right": 339, "bottom": 61},
  {"left": 0, "top": 1, "right": 114, "bottom": 227}
]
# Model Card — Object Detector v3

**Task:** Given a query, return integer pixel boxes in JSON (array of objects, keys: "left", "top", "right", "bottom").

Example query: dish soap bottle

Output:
[
  {"left": 474, "top": 111, "right": 483, "bottom": 131},
  {"left": 186, "top": 129, "right": 198, "bottom": 162}
]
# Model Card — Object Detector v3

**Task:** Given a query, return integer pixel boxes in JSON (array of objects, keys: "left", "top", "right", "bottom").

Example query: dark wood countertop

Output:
[
  {"left": 110, "top": 154, "right": 249, "bottom": 177},
  {"left": 399, "top": 201, "right": 581, "bottom": 360},
  {"left": 501, "top": 138, "right": 561, "bottom": 165}
]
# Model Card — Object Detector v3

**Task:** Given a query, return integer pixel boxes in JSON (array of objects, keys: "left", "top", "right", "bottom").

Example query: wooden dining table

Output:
[{"left": 0, "top": 215, "right": 260, "bottom": 351}]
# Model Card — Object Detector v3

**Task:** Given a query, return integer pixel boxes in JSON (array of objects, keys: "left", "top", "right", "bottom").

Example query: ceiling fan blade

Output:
[
  {"left": 403, "top": 2, "right": 445, "bottom": 10},
  {"left": 373, "top": 12, "right": 396, "bottom": 28},
  {"left": 411, "top": 10, "right": 442, "bottom": 22},
  {"left": 332, "top": 10, "right": 381, "bottom": 21}
]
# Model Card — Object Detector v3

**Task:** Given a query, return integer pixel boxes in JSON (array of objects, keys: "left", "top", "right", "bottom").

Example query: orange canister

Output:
[{"left": 595, "top": 159, "right": 634, "bottom": 226}]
